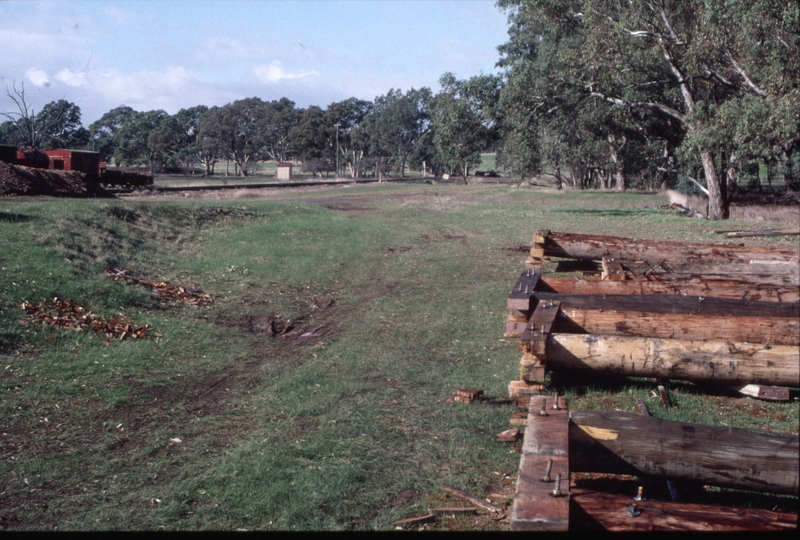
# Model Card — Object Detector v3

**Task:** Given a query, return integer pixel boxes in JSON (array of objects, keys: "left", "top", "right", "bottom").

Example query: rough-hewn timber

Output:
[
  {"left": 552, "top": 308, "right": 799, "bottom": 346},
  {"left": 568, "top": 411, "right": 799, "bottom": 495},
  {"left": 534, "top": 231, "right": 799, "bottom": 264},
  {"left": 541, "top": 334, "right": 799, "bottom": 387},
  {"left": 537, "top": 275, "right": 799, "bottom": 303},
  {"left": 569, "top": 489, "right": 798, "bottom": 531}
]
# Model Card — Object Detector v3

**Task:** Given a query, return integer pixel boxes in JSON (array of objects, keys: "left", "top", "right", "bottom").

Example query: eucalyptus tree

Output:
[
  {"left": 200, "top": 98, "right": 266, "bottom": 176},
  {"left": 324, "top": 98, "right": 372, "bottom": 177},
  {"left": 113, "top": 109, "right": 170, "bottom": 168},
  {"left": 1, "top": 84, "right": 88, "bottom": 150},
  {"left": 290, "top": 106, "right": 329, "bottom": 162},
  {"left": 88, "top": 106, "right": 137, "bottom": 163},
  {"left": 365, "top": 88, "right": 433, "bottom": 178},
  {"left": 497, "top": 0, "right": 797, "bottom": 218},
  {"left": 431, "top": 73, "right": 501, "bottom": 180},
  {"left": 259, "top": 98, "right": 300, "bottom": 163}
]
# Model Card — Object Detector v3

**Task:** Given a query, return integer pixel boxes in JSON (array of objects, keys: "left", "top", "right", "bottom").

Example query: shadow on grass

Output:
[{"left": 0, "top": 211, "right": 31, "bottom": 223}]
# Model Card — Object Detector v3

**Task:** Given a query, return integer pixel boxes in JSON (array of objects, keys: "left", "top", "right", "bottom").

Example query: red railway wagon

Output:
[{"left": 44, "top": 149, "right": 101, "bottom": 176}]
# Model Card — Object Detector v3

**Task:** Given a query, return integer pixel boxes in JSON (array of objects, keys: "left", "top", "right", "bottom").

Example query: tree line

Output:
[
  {"left": 1, "top": 81, "right": 498, "bottom": 182},
  {"left": 2, "top": 0, "right": 797, "bottom": 219}
]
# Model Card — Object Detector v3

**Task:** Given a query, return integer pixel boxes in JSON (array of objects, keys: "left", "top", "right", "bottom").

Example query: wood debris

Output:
[
  {"left": 20, "top": 297, "right": 152, "bottom": 341},
  {"left": 454, "top": 388, "right": 483, "bottom": 403},
  {"left": 496, "top": 428, "right": 520, "bottom": 442},
  {"left": 105, "top": 266, "right": 212, "bottom": 306}
]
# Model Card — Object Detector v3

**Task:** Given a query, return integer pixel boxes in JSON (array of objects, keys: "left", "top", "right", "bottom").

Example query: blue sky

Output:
[{"left": 0, "top": 0, "right": 511, "bottom": 125}]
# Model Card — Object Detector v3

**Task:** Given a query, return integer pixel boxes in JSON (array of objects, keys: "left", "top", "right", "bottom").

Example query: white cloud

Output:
[
  {"left": 253, "top": 61, "right": 318, "bottom": 84},
  {"left": 25, "top": 67, "right": 50, "bottom": 87},
  {"left": 55, "top": 69, "right": 87, "bottom": 87}
]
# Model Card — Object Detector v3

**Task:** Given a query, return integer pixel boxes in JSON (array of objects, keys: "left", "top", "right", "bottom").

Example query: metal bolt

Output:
[
  {"left": 550, "top": 473, "right": 563, "bottom": 497},
  {"left": 524, "top": 285, "right": 528, "bottom": 294},
  {"left": 633, "top": 486, "right": 646, "bottom": 502},
  {"left": 541, "top": 459, "right": 553, "bottom": 483},
  {"left": 539, "top": 400, "right": 548, "bottom": 416},
  {"left": 627, "top": 504, "right": 641, "bottom": 517},
  {"left": 552, "top": 392, "right": 559, "bottom": 410}
]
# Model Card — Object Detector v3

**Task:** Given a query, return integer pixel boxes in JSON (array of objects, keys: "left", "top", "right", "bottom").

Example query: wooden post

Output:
[
  {"left": 601, "top": 255, "right": 625, "bottom": 280},
  {"left": 511, "top": 395, "right": 570, "bottom": 530},
  {"left": 568, "top": 411, "right": 799, "bottom": 495},
  {"left": 544, "top": 333, "right": 800, "bottom": 387}
]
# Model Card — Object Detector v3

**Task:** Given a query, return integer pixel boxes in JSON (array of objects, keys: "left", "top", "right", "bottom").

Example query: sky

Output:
[{"left": 0, "top": 0, "right": 512, "bottom": 126}]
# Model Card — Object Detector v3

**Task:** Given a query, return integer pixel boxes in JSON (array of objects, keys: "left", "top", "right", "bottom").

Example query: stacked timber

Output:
[
  {"left": 510, "top": 397, "right": 799, "bottom": 531},
  {"left": 506, "top": 231, "right": 800, "bottom": 394}
]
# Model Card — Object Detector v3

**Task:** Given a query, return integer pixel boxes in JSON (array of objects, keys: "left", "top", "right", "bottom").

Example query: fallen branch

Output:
[{"left": 441, "top": 485, "right": 503, "bottom": 513}]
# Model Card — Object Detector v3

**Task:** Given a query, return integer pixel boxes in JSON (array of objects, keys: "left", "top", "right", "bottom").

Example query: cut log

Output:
[
  {"left": 552, "top": 308, "right": 799, "bottom": 346},
  {"left": 568, "top": 411, "right": 799, "bottom": 495},
  {"left": 569, "top": 488, "right": 798, "bottom": 531},
  {"left": 544, "top": 333, "right": 800, "bottom": 387},
  {"left": 531, "top": 292, "right": 800, "bottom": 319},
  {"left": 535, "top": 231, "right": 799, "bottom": 264},
  {"left": 538, "top": 275, "right": 800, "bottom": 303}
]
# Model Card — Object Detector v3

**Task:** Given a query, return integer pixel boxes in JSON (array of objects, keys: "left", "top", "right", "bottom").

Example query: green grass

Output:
[{"left": 0, "top": 185, "right": 797, "bottom": 530}]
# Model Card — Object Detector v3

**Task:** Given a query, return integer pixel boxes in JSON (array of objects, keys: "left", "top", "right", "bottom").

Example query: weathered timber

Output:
[
  {"left": 531, "top": 292, "right": 800, "bottom": 318},
  {"left": 537, "top": 275, "right": 800, "bottom": 302},
  {"left": 552, "top": 308, "right": 799, "bottom": 346},
  {"left": 637, "top": 397, "right": 679, "bottom": 500},
  {"left": 511, "top": 395, "right": 570, "bottom": 531},
  {"left": 620, "top": 258, "right": 800, "bottom": 278},
  {"left": 507, "top": 268, "right": 540, "bottom": 313},
  {"left": 569, "top": 489, "right": 798, "bottom": 531},
  {"left": 497, "top": 428, "right": 520, "bottom": 442},
  {"left": 508, "top": 380, "right": 545, "bottom": 397},
  {"left": 724, "top": 227, "right": 800, "bottom": 238},
  {"left": 543, "top": 334, "right": 800, "bottom": 387},
  {"left": 534, "top": 231, "right": 799, "bottom": 264},
  {"left": 568, "top": 411, "right": 799, "bottom": 495},
  {"left": 505, "top": 313, "right": 528, "bottom": 338},
  {"left": 520, "top": 352, "right": 546, "bottom": 383},
  {"left": 735, "top": 384, "right": 791, "bottom": 401},
  {"left": 601, "top": 255, "right": 625, "bottom": 281},
  {"left": 521, "top": 300, "right": 561, "bottom": 356}
]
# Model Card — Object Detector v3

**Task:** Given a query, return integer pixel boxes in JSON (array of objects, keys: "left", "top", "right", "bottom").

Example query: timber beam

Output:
[
  {"left": 542, "top": 333, "right": 800, "bottom": 387},
  {"left": 537, "top": 275, "right": 800, "bottom": 303},
  {"left": 533, "top": 230, "right": 799, "bottom": 264},
  {"left": 511, "top": 395, "right": 570, "bottom": 531},
  {"left": 568, "top": 411, "right": 800, "bottom": 495},
  {"left": 569, "top": 488, "right": 798, "bottom": 531}
]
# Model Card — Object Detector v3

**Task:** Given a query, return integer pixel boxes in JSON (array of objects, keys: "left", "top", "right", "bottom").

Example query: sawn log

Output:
[
  {"left": 568, "top": 411, "right": 799, "bottom": 495},
  {"left": 541, "top": 333, "right": 800, "bottom": 387}
]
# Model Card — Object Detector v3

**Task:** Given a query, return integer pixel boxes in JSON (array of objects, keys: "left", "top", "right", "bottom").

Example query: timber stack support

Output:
[{"left": 505, "top": 230, "right": 800, "bottom": 531}]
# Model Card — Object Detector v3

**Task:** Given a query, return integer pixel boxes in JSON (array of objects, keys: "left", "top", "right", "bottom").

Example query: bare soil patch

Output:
[{"left": 0, "top": 162, "right": 108, "bottom": 197}]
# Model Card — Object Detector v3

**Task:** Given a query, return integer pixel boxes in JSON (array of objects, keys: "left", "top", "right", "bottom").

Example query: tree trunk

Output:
[{"left": 699, "top": 148, "right": 725, "bottom": 219}]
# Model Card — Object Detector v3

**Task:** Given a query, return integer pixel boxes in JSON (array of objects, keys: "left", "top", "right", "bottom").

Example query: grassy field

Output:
[{"left": 1, "top": 184, "right": 798, "bottom": 530}]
